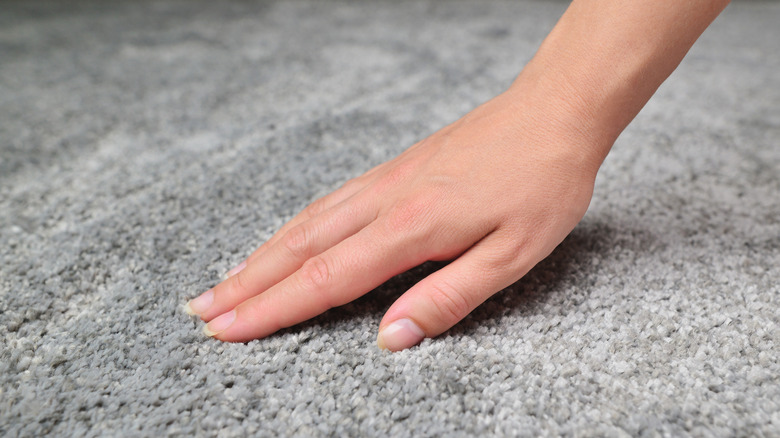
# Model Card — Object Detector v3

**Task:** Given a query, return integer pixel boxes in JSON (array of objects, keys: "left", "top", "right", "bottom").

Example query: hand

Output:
[
  {"left": 184, "top": 0, "right": 730, "bottom": 350},
  {"left": 185, "top": 86, "right": 602, "bottom": 351}
]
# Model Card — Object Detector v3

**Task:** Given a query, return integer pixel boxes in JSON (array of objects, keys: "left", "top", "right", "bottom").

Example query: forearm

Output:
[{"left": 510, "top": 0, "right": 730, "bottom": 167}]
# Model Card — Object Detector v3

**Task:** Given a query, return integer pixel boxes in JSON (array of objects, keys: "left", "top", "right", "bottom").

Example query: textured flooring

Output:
[{"left": 1, "top": 1, "right": 778, "bottom": 436}]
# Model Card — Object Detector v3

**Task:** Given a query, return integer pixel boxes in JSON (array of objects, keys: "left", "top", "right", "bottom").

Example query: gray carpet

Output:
[{"left": 1, "top": 1, "right": 778, "bottom": 436}]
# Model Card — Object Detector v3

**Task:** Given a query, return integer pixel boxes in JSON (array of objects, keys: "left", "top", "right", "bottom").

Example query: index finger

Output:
[
  {"left": 204, "top": 221, "right": 428, "bottom": 342},
  {"left": 227, "top": 167, "right": 386, "bottom": 277}
]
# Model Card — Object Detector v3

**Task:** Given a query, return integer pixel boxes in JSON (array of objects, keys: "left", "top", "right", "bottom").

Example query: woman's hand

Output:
[
  {"left": 185, "top": 85, "right": 603, "bottom": 351},
  {"left": 184, "top": 0, "right": 730, "bottom": 351}
]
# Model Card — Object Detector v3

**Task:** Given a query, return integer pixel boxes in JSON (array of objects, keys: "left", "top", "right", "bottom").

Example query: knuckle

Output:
[
  {"left": 494, "top": 241, "right": 523, "bottom": 268},
  {"left": 298, "top": 255, "right": 332, "bottom": 291},
  {"left": 383, "top": 161, "right": 413, "bottom": 186},
  {"left": 372, "top": 159, "right": 417, "bottom": 194},
  {"left": 386, "top": 193, "right": 435, "bottom": 235},
  {"left": 303, "top": 197, "right": 328, "bottom": 218},
  {"left": 282, "top": 225, "right": 311, "bottom": 259},
  {"left": 340, "top": 177, "right": 362, "bottom": 192},
  {"left": 426, "top": 279, "right": 472, "bottom": 324},
  {"left": 230, "top": 269, "right": 249, "bottom": 294},
  {"left": 492, "top": 231, "right": 534, "bottom": 272}
]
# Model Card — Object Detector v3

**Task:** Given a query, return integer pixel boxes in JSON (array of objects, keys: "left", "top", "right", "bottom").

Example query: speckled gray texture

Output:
[{"left": 1, "top": 1, "right": 778, "bottom": 436}]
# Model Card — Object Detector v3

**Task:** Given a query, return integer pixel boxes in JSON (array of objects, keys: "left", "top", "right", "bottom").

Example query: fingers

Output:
[
  {"left": 227, "top": 176, "right": 372, "bottom": 276},
  {"left": 190, "top": 196, "right": 378, "bottom": 321},
  {"left": 227, "top": 156, "right": 406, "bottom": 277},
  {"left": 205, "top": 221, "right": 428, "bottom": 343},
  {"left": 377, "top": 230, "right": 528, "bottom": 351}
]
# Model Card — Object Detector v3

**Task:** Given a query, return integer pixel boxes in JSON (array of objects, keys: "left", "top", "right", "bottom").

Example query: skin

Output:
[{"left": 185, "top": 0, "right": 731, "bottom": 351}]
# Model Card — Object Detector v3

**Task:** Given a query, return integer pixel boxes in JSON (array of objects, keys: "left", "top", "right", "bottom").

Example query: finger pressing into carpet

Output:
[
  {"left": 377, "top": 230, "right": 528, "bottom": 351},
  {"left": 225, "top": 176, "right": 372, "bottom": 278},
  {"left": 203, "top": 222, "right": 427, "bottom": 343},
  {"left": 186, "top": 197, "right": 377, "bottom": 321}
]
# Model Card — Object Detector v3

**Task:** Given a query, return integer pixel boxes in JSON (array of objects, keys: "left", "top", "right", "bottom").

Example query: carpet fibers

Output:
[{"left": 1, "top": 1, "right": 778, "bottom": 436}]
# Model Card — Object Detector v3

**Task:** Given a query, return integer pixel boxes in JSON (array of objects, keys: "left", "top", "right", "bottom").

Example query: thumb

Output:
[{"left": 377, "top": 231, "right": 526, "bottom": 351}]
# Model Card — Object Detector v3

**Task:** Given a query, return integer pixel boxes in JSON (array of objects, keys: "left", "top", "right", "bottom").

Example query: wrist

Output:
[
  {"left": 505, "top": 0, "right": 730, "bottom": 172},
  {"left": 501, "top": 66, "right": 614, "bottom": 178}
]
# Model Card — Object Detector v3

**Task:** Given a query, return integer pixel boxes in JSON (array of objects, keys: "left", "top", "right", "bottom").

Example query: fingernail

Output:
[
  {"left": 377, "top": 318, "right": 425, "bottom": 351},
  {"left": 225, "top": 261, "right": 247, "bottom": 279},
  {"left": 184, "top": 289, "right": 214, "bottom": 316},
  {"left": 202, "top": 310, "right": 236, "bottom": 337}
]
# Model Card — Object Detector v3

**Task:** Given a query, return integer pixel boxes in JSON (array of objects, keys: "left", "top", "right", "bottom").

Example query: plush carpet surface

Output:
[{"left": 1, "top": 1, "right": 778, "bottom": 436}]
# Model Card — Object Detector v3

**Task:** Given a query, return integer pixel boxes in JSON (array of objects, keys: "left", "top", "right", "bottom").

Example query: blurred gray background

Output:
[{"left": 1, "top": 1, "right": 778, "bottom": 436}]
